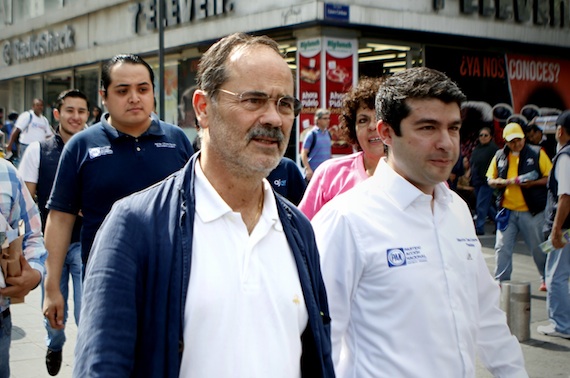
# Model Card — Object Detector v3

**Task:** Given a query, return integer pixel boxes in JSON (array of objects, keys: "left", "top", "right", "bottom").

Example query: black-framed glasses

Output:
[{"left": 217, "top": 88, "right": 302, "bottom": 117}]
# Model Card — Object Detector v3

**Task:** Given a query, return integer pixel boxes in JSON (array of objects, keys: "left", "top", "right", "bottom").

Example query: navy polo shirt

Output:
[
  {"left": 47, "top": 113, "right": 194, "bottom": 263},
  {"left": 267, "top": 157, "right": 307, "bottom": 205}
]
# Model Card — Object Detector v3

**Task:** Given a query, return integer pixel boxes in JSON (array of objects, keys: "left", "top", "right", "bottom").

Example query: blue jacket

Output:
[{"left": 74, "top": 154, "right": 335, "bottom": 377}]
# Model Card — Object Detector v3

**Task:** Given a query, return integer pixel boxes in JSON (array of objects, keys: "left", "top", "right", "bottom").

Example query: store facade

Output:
[{"left": 0, "top": 0, "right": 568, "bottom": 159}]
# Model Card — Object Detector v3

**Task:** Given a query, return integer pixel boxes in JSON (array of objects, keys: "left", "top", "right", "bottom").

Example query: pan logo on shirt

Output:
[
  {"left": 387, "top": 246, "right": 427, "bottom": 268},
  {"left": 88, "top": 146, "right": 113, "bottom": 159}
]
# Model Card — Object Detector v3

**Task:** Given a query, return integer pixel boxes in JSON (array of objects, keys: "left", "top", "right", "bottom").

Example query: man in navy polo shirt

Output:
[{"left": 42, "top": 54, "right": 194, "bottom": 331}]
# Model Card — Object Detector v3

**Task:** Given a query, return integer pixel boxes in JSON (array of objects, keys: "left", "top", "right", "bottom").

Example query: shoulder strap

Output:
[
  {"left": 309, "top": 128, "right": 319, "bottom": 153},
  {"left": 20, "top": 111, "right": 33, "bottom": 133}
]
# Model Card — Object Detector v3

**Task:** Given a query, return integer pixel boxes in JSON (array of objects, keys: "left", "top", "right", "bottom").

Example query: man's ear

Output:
[
  {"left": 193, "top": 89, "right": 209, "bottom": 130},
  {"left": 378, "top": 119, "right": 392, "bottom": 147},
  {"left": 53, "top": 108, "right": 61, "bottom": 122}
]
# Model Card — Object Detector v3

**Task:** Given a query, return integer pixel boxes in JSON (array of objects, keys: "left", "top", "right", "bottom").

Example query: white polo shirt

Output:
[
  {"left": 179, "top": 162, "right": 308, "bottom": 378},
  {"left": 313, "top": 158, "right": 527, "bottom": 378}
]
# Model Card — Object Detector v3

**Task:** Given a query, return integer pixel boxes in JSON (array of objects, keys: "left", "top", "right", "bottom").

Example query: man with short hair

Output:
[
  {"left": 74, "top": 33, "right": 334, "bottom": 377},
  {"left": 42, "top": 54, "right": 194, "bottom": 332},
  {"left": 537, "top": 110, "right": 570, "bottom": 339},
  {"left": 19, "top": 89, "right": 89, "bottom": 375},
  {"left": 313, "top": 67, "right": 527, "bottom": 377},
  {"left": 487, "top": 122, "right": 552, "bottom": 290},
  {"left": 470, "top": 126, "right": 499, "bottom": 235},
  {"left": 526, "top": 120, "right": 557, "bottom": 159},
  {"left": 301, "top": 108, "right": 331, "bottom": 181},
  {"left": 6, "top": 99, "right": 54, "bottom": 159}
]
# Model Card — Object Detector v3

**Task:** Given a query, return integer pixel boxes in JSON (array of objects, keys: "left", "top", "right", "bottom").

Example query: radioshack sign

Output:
[{"left": 2, "top": 25, "right": 75, "bottom": 66}]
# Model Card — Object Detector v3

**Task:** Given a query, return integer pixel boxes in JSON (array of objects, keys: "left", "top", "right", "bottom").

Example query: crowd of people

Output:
[{"left": 0, "top": 31, "right": 568, "bottom": 378}]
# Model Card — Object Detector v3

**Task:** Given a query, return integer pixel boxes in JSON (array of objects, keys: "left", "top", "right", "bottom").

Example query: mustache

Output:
[{"left": 247, "top": 126, "right": 285, "bottom": 143}]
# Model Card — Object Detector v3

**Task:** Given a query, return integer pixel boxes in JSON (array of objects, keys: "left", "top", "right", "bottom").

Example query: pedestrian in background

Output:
[
  {"left": 18, "top": 89, "right": 89, "bottom": 375},
  {"left": 73, "top": 33, "right": 334, "bottom": 377},
  {"left": 470, "top": 126, "right": 499, "bottom": 235},
  {"left": 538, "top": 110, "right": 570, "bottom": 339},
  {"left": 42, "top": 54, "right": 194, "bottom": 332},
  {"left": 313, "top": 67, "right": 528, "bottom": 377},
  {"left": 487, "top": 122, "right": 552, "bottom": 290},
  {"left": 301, "top": 108, "right": 331, "bottom": 181},
  {"left": 299, "top": 77, "right": 384, "bottom": 220},
  {"left": 87, "top": 105, "right": 102, "bottom": 126},
  {"left": 2, "top": 112, "right": 19, "bottom": 163},
  {"left": 6, "top": 99, "right": 53, "bottom": 160}
]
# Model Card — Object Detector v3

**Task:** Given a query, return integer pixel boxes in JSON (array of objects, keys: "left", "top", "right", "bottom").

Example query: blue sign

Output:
[{"left": 325, "top": 3, "right": 349, "bottom": 22}]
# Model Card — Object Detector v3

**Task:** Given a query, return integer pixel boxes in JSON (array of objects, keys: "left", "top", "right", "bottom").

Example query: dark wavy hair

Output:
[
  {"left": 339, "top": 77, "right": 383, "bottom": 148},
  {"left": 376, "top": 67, "right": 466, "bottom": 136}
]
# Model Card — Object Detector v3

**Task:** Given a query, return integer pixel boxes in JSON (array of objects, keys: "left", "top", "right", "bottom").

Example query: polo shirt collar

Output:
[
  {"left": 100, "top": 112, "right": 166, "bottom": 140},
  {"left": 194, "top": 161, "right": 282, "bottom": 231},
  {"left": 372, "top": 158, "right": 453, "bottom": 211}
]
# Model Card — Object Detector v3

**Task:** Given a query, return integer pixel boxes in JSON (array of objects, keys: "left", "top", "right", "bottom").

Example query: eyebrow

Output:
[{"left": 113, "top": 82, "right": 151, "bottom": 89}]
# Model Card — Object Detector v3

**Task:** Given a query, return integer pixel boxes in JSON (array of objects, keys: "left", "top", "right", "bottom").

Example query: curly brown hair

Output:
[{"left": 339, "top": 77, "right": 383, "bottom": 148}]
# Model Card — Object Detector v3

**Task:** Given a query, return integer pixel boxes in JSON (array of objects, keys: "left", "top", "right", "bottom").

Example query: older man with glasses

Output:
[
  {"left": 470, "top": 126, "right": 499, "bottom": 235},
  {"left": 74, "top": 33, "right": 334, "bottom": 378}
]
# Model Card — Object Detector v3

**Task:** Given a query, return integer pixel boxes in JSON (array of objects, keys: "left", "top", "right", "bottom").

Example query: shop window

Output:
[
  {"left": 75, "top": 67, "right": 100, "bottom": 113},
  {"left": 44, "top": 72, "right": 71, "bottom": 125}
]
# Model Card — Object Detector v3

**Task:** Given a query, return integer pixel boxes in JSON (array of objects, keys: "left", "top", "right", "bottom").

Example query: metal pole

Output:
[
  {"left": 158, "top": 0, "right": 165, "bottom": 120},
  {"left": 499, "top": 281, "right": 531, "bottom": 342}
]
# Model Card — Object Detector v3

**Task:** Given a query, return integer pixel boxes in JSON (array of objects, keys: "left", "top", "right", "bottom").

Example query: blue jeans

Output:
[
  {"left": 41, "top": 242, "right": 82, "bottom": 352},
  {"left": 474, "top": 184, "right": 496, "bottom": 233},
  {"left": 545, "top": 240, "right": 570, "bottom": 334},
  {"left": 494, "top": 210, "right": 546, "bottom": 281},
  {"left": 0, "top": 310, "right": 11, "bottom": 378}
]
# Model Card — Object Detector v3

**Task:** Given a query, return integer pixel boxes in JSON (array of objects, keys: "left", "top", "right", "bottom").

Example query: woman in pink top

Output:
[{"left": 299, "top": 77, "right": 385, "bottom": 219}]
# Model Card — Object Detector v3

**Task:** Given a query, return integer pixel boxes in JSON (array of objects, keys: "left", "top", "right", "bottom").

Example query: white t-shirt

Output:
[
  {"left": 15, "top": 111, "right": 53, "bottom": 145},
  {"left": 18, "top": 141, "right": 41, "bottom": 184},
  {"left": 555, "top": 153, "right": 570, "bottom": 196},
  {"left": 179, "top": 162, "right": 308, "bottom": 378}
]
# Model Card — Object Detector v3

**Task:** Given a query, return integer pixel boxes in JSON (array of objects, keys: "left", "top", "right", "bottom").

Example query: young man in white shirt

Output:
[{"left": 312, "top": 67, "right": 528, "bottom": 378}]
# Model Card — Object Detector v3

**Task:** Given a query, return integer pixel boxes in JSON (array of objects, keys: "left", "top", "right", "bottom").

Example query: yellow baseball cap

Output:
[{"left": 503, "top": 122, "right": 525, "bottom": 142}]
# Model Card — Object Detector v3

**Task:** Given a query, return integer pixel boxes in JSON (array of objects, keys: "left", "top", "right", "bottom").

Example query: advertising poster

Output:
[
  {"left": 506, "top": 54, "right": 570, "bottom": 115},
  {"left": 425, "top": 46, "right": 570, "bottom": 151},
  {"left": 297, "top": 37, "right": 322, "bottom": 156},
  {"left": 324, "top": 37, "right": 357, "bottom": 155}
]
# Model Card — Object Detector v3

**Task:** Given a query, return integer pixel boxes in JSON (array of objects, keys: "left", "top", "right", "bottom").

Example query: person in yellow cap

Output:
[{"left": 487, "top": 122, "right": 553, "bottom": 290}]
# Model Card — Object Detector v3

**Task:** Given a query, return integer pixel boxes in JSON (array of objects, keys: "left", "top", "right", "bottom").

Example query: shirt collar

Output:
[
  {"left": 194, "top": 161, "right": 281, "bottom": 230},
  {"left": 100, "top": 112, "right": 165, "bottom": 140},
  {"left": 372, "top": 158, "right": 453, "bottom": 211}
]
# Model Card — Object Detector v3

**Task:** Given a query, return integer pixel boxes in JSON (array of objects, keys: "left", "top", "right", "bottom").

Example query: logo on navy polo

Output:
[
  {"left": 387, "top": 248, "right": 406, "bottom": 267},
  {"left": 88, "top": 146, "right": 113, "bottom": 159},
  {"left": 155, "top": 142, "right": 176, "bottom": 148},
  {"left": 525, "top": 157, "right": 535, "bottom": 165},
  {"left": 273, "top": 178, "right": 287, "bottom": 187}
]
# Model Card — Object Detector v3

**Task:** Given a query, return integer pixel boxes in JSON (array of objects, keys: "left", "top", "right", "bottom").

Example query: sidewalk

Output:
[{"left": 8, "top": 225, "right": 570, "bottom": 377}]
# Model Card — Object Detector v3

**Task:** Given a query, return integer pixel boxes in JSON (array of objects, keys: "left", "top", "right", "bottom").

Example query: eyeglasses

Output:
[
  {"left": 217, "top": 88, "right": 302, "bottom": 117},
  {"left": 479, "top": 133, "right": 490, "bottom": 137}
]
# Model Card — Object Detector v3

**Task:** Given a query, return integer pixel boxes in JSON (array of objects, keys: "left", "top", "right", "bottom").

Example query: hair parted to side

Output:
[
  {"left": 196, "top": 33, "right": 283, "bottom": 97},
  {"left": 340, "top": 77, "right": 383, "bottom": 147},
  {"left": 54, "top": 89, "right": 90, "bottom": 111},
  {"left": 100, "top": 54, "right": 155, "bottom": 96},
  {"left": 375, "top": 67, "right": 466, "bottom": 136}
]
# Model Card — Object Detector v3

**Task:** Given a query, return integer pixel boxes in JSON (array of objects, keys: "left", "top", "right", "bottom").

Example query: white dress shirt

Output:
[
  {"left": 179, "top": 162, "right": 308, "bottom": 378},
  {"left": 312, "top": 158, "right": 527, "bottom": 378}
]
